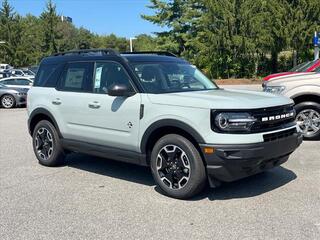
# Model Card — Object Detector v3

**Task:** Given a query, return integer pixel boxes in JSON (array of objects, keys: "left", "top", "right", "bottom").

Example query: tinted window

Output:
[
  {"left": 1, "top": 79, "right": 15, "bottom": 85},
  {"left": 15, "top": 79, "right": 31, "bottom": 85},
  {"left": 59, "top": 62, "right": 93, "bottom": 92},
  {"left": 34, "top": 64, "right": 61, "bottom": 87},
  {"left": 93, "top": 62, "right": 133, "bottom": 94}
]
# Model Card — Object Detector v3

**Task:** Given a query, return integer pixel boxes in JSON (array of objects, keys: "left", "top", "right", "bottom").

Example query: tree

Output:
[
  {"left": 0, "top": 0, "right": 22, "bottom": 65},
  {"left": 40, "top": 0, "right": 60, "bottom": 54}
]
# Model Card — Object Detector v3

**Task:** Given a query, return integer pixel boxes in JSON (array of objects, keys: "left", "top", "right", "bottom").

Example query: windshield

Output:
[
  {"left": 289, "top": 60, "right": 317, "bottom": 72},
  {"left": 130, "top": 62, "right": 217, "bottom": 93},
  {"left": 0, "top": 83, "right": 6, "bottom": 88}
]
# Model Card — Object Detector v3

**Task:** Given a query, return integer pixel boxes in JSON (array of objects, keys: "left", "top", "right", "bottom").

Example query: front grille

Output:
[
  {"left": 263, "top": 128, "right": 297, "bottom": 142},
  {"left": 250, "top": 104, "right": 296, "bottom": 133}
]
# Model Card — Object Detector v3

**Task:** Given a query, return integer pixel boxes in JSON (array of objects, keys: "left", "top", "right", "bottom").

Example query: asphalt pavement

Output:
[{"left": 0, "top": 106, "right": 319, "bottom": 240}]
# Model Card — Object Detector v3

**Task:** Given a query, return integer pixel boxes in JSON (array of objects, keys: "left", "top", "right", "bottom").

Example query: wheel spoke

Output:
[
  {"left": 35, "top": 127, "right": 54, "bottom": 160},
  {"left": 156, "top": 144, "right": 191, "bottom": 190}
]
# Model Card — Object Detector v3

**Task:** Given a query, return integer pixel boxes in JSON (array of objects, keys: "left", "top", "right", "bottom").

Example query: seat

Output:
[{"left": 141, "top": 66, "right": 163, "bottom": 93}]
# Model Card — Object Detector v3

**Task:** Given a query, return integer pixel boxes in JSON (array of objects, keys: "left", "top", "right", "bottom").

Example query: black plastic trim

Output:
[
  {"left": 140, "top": 119, "right": 205, "bottom": 153},
  {"left": 200, "top": 132, "right": 303, "bottom": 184},
  {"left": 28, "top": 108, "right": 62, "bottom": 137},
  {"left": 61, "top": 139, "right": 147, "bottom": 166}
]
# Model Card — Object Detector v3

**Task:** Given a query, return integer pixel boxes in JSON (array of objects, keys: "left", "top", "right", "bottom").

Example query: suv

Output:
[
  {"left": 264, "top": 72, "right": 320, "bottom": 140},
  {"left": 27, "top": 49, "right": 302, "bottom": 199}
]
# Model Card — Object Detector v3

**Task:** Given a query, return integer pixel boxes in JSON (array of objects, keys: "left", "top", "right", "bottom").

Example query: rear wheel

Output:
[
  {"left": 32, "top": 120, "right": 65, "bottom": 166},
  {"left": 150, "top": 134, "right": 206, "bottom": 199},
  {"left": 295, "top": 102, "right": 320, "bottom": 140},
  {"left": 1, "top": 94, "right": 15, "bottom": 108}
]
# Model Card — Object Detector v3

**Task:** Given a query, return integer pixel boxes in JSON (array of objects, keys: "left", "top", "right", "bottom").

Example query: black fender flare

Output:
[
  {"left": 140, "top": 119, "right": 205, "bottom": 153},
  {"left": 28, "top": 108, "right": 62, "bottom": 137}
]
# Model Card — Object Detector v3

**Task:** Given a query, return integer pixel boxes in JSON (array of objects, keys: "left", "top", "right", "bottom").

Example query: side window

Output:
[
  {"left": 93, "top": 62, "right": 133, "bottom": 94},
  {"left": 34, "top": 64, "right": 60, "bottom": 87},
  {"left": 59, "top": 62, "right": 93, "bottom": 92},
  {"left": 16, "top": 79, "right": 31, "bottom": 85},
  {"left": 2, "top": 79, "right": 15, "bottom": 85}
]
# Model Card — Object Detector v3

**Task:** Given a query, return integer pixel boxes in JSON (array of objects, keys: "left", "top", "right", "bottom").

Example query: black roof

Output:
[
  {"left": 40, "top": 49, "right": 188, "bottom": 65},
  {"left": 121, "top": 54, "right": 188, "bottom": 63}
]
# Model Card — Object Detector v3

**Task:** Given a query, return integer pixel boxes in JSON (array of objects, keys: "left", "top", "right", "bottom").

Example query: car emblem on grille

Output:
[{"left": 261, "top": 111, "right": 294, "bottom": 122}]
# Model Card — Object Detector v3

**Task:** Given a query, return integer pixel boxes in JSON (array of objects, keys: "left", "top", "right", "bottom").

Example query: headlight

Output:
[
  {"left": 213, "top": 112, "right": 257, "bottom": 133},
  {"left": 263, "top": 86, "right": 286, "bottom": 94}
]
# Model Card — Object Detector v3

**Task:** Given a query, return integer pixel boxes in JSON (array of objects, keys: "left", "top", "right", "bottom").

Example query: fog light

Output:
[{"left": 204, "top": 147, "right": 215, "bottom": 154}]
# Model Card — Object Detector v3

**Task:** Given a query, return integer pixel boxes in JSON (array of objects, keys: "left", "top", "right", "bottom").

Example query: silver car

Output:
[{"left": 0, "top": 83, "right": 28, "bottom": 108}]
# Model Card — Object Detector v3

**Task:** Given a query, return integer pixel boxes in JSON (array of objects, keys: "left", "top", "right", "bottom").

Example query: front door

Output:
[{"left": 56, "top": 61, "right": 141, "bottom": 152}]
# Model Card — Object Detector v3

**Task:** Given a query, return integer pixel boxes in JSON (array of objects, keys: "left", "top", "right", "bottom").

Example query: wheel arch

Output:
[
  {"left": 28, "top": 108, "right": 62, "bottom": 137},
  {"left": 140, "top": 119, "right": 205, "bottom": 165},
  {"left": 292, "top": 93, "right": 320, "bottom": 105}
]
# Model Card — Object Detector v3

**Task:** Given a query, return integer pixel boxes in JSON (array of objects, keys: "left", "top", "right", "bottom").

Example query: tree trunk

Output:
[
  {"left": 271, "top": 51, "right": 278, "bottom": 73},
  {"left": 293, "top": 50, "right": 297, "bottom": 67}
]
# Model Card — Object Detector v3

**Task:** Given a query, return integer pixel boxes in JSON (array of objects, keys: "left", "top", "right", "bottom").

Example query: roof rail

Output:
[
  {"left": 52, "top": 48, "right": 119, "bottom": 56},
  {"left": 121, "top": 51, "right": 177, "bottom": 57}
]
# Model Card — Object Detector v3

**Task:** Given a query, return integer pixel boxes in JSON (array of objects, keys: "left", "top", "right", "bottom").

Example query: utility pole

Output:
[
  {"left": 129, "top": 37, "right": 137, "bottom": 52},
  {"left": 314, "top": 32, "right": 319, "bottom": 60}
]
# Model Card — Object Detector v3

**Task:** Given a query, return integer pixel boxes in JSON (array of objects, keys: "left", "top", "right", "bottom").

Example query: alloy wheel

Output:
[
  {"left": 296, "top": 109, "right": 320, "bottom": 136},
  {"left": 35, "top": 127, "right": 54, "bottom": 161},
  {"left": 1, "top": 95, "right": 14, "bottom": 108},
  {"left": 156, "top": 145, "right": 191, "bottom": 190}
]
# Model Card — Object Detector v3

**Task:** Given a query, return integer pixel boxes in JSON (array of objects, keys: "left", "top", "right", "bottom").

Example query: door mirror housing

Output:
[{"left": 108, "top": 84, "right": 135, "bottom": 97}]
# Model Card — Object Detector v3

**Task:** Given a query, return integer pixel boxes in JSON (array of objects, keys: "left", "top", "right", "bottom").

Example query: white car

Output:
[{"left": 0, "top": 77, "right": 33, "bottom": 89}]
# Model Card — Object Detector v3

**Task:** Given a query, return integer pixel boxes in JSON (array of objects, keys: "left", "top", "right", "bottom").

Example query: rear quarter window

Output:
[{"left": 34, "top": 63, "right": 64, "bottom": 87}]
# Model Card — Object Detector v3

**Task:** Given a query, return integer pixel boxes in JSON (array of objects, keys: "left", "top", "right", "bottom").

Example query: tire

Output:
[
  {"left": 32, "top": 120, "right": 65, "bottom": 166},
  {"left": 150, "top": 134, "right": 207, "bottom": 199},
  {"left": 295, "top": 101, "right": 320, "bottom": 140},
  {"left": 1, "top": 94, "right": 16, "bottom": 109}
]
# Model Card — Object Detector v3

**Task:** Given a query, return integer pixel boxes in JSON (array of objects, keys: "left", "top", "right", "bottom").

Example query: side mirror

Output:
[{"left": 108, "top": 84, "right": 135, "bottom": 97}]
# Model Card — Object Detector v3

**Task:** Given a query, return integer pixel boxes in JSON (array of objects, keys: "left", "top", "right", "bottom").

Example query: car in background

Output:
[
  {"left": 263, "top": 72, "right": 320, "bottom": 140},
  {"left": 263, "top": 59, "right": 320, "bottom": 81},
  {"left": 0, "top": 77, "right": 33, "bottom": 89},
  {"left": 29, "top": 65, "right": 39, "bottom": 75},
  {"left": 0, "top": 63, "right": 13, "bottom": 73},
  {"left": 22, "top": 69, "right": 35, "bottom": 77},
  {"left": 0, "top": 83, "right": 28, "bottom": 108},
  {"left": 0, "top": 69, "right": 12, "bottom": 79}
]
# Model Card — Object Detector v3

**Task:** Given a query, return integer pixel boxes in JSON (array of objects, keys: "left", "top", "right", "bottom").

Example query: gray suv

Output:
[
  {"left": 27, "top": 49, "right": 302, "bottom": 199},
  {"left": 264, "top": 72, "right": 320, "bottom": 140}
]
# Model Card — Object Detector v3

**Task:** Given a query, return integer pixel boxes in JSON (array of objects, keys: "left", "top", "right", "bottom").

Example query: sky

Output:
[{"left": 6, "top": 0, "right": 167, "bottom": 37}]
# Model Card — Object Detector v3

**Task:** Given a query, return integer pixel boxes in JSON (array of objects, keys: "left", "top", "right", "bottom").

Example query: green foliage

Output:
[
  {"left": 1, "top": 0, "right": 320, "bottom": 78},
  {"left": 143, "top": 0, "right": 320, "bottom": 78}
]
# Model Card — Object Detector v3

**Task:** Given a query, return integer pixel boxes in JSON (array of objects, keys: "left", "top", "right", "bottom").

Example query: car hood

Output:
[
  {"left": 266, "top": 72, "right": 320, "bottom": 86},
  {"left": 147, "top": 89, "right": 293, "bottom": 109},
  {"left": 264, "top": 72, "right": 316, "bottom": 81}
]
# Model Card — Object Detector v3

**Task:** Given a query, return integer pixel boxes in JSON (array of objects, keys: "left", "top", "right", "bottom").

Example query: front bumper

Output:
[
  {"left": 200, "top": 132, "right": 303, "bottom": 186},
  {"left": 15, "top": 95, "right": 27, "bottom": 106}
]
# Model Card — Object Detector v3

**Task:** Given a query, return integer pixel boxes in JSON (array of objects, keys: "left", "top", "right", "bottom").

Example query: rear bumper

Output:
[{"left": 200, "top": 132, "right": 303, "bottom": 185}]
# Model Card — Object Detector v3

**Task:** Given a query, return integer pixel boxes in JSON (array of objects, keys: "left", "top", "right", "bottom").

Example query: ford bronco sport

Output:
[{"left": 28, "top": 49, "right": 302, "bottom": 199}]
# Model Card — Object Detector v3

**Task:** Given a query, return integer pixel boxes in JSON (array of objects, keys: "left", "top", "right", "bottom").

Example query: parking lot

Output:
[{"left": 0, "top": 108, "right": 319, "bottom": 240}]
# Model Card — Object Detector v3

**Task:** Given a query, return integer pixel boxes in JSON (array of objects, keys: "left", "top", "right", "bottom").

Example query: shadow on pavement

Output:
[
  {"left": 66, "top": 153, "right": 155, "bottom": 186},
  {"left": 199, "top": 166, "right": 297, "bottom": 201},
  {"left": 66, "top": 153, "right": 296, "bottom": 201}
]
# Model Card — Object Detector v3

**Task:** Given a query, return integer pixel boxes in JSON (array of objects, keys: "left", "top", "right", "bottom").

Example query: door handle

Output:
[
  {"left": 88, "top": 101, "right": 101, "bottom": 109},
  {"left": 52, "top": 98, "right": 62, "bottom": 105}
]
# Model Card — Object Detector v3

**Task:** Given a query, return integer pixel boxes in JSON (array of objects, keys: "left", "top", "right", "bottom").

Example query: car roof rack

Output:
[
  {"left": 121, "top": 51, "right": 177, "bottom": 57},
  {"left": 52, "top": 48, "right": 119, "bottom": 57}
]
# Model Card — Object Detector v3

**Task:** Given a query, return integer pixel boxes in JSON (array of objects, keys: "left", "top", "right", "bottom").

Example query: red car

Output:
[{"left": 263, "top": 59, "right": 320, "bottom": 81}]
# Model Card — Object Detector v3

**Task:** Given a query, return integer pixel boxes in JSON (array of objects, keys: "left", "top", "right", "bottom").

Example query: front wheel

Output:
[
  {"left": 150, "top": 134, "right": 207, "bottom": 199},
  {"left": 295, "top": 102, "right": 320, "bottom": 140}
]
